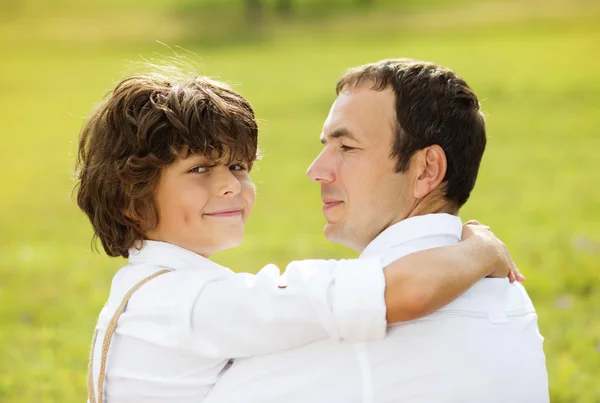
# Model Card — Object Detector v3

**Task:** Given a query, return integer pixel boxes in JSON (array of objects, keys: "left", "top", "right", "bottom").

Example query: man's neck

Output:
[
  {"left": 365, "top": 196, "right": 457, "bottom": 250},
  {"left": 360, "top": 213, "right": 463, "bottom": 261},
  {"left": 352, "top": 195, "right": 457, "bottom": 253},
  {"left": 407, "top": 194, "right": 458, "bottom": 218}
]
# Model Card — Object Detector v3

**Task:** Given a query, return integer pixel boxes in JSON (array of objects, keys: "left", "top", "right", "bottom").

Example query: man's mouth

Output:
[{"left": 322, "top": 199, "right": 343, "bottom": 212}]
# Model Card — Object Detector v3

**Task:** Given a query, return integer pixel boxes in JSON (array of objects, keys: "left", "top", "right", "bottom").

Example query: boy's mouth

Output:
[{"left": 204, "top": 208, "right": 244, "bottom": 218}]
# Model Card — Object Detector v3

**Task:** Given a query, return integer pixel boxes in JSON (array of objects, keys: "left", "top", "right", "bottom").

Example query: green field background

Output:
[{"left": 1, "top": 0, "right": 599, "bottom": 401}]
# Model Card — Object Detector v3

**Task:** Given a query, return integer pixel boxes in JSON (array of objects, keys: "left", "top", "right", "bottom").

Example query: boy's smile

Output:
[{"left": 145, "top": 153, "right": 255, "bottom": 257}]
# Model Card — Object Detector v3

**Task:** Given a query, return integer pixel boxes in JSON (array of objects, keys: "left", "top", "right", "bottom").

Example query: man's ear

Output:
[{"left": 413, "top": 145, "right": 447, "bottom": 200}]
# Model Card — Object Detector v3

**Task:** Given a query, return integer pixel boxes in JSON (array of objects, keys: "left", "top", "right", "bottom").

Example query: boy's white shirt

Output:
[{"left": 89, "top": 240, "right": 386, "bottom": 402}]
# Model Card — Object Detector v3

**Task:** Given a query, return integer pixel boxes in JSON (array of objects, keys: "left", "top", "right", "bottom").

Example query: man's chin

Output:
[
  {"left": 324, "top": 222, "right": 341, "bottom": 243},
  {"left": 324, "top": 222, "right": 363, "bottom": 252}
]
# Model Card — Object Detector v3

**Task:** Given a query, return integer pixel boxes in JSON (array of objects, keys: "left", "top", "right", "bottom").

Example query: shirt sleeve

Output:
[{"left": 184, "top": 257, "right": 386, "bottom": 359}]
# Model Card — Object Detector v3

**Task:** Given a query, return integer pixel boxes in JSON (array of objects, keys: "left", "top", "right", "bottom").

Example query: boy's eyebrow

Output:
[
  {"left": 185, "top": 154, "right": 248, "bottom": 167},
  {"left": 320, "top": 127, "right": 359, "bottom": 144},
  {"left": 183, "top": 153, "right": 213, "bottom": 165}
]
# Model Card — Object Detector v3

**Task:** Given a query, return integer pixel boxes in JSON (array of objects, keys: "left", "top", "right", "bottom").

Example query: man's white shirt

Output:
[
  {"left": 89, "top": 241, "right": 387, "bottom": 402},
  {"left": 204, "top": 214, "right": 550, "bottom": 403}
]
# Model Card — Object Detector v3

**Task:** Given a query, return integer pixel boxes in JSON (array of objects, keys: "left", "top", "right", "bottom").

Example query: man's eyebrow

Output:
[{"left": 320, "top": 128, "right": 359, "bottom": 144}]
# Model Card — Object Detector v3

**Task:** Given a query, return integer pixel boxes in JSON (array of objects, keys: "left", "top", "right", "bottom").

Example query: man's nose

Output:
[
  {"left": 306, "top": 148, "right": 335, "bottom": 183},
  {"left": 216, "top": 167, "right": 242, "bottom": 197}
]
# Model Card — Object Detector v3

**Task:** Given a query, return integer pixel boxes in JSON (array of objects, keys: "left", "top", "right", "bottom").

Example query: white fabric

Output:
[
  {"left": 205, "top": 214, "right": 550, "bottom": 403},
  {"left": 89, "top": 240, "right": 386, "bottom": 402}
]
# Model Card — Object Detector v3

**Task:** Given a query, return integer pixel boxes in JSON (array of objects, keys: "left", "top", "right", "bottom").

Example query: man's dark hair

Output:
[{"left": 337, "top": 58, "right": 487, "bottom": 208}]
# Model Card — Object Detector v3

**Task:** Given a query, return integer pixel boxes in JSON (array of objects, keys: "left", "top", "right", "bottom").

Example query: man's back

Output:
[
  {"left": 204, "top": 215, "right": 549, "bottom": 403},
  {"left": 365, "top": 280, "right": 547, "bottom": 402},
  {"left": 204, "top": 281, "right": 548, "bottom": 403}
]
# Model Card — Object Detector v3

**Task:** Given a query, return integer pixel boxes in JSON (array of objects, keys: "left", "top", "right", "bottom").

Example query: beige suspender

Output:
[{"left": 87, "top": 269, "right": 172, "bottom": 403}]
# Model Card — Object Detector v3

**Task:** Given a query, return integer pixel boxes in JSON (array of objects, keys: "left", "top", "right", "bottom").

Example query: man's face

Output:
[
  {"left": 146, "top": 153, "right": 255, "bottom": 257},
  {"left": 307, "top": 83, "right": 416, "bottom": 252}
]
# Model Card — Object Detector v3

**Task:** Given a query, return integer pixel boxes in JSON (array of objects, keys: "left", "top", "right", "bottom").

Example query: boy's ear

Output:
[
  {"left": 123, "top": 203, "right": 156, "bottom": 233},
  {"left": 123, "top": 205, "right": 141, "bottom": 224}
]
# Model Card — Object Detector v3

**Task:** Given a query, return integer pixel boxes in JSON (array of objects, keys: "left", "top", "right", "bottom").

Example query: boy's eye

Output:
[
  {"left": 230, "top": 164, "right": 247, "bottom": 171},
  {"left": 189, "top": 166, "right": 208, "bottom": 173}
]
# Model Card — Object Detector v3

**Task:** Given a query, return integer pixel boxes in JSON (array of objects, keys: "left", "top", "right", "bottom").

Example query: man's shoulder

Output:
[{"left": 436, "top": 279, "right": 536, "bottom": 316}]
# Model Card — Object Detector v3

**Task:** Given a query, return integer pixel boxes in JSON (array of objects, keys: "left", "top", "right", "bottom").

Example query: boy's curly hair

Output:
[{"left": 74, "top": 66, "right": 259, "bottom": 258}]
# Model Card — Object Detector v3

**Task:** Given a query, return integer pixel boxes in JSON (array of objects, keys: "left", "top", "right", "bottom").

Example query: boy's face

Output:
[{"left": 145, "top": 153, "right": 255, "bottom": 257}]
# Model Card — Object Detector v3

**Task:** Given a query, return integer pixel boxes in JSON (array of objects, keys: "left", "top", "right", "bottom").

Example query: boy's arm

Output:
[{"left": 187, "top": 223, "right": 519, "bottom": 359}]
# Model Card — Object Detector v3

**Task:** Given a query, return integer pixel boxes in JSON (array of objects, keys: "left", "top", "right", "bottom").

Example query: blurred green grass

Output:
[{"left": 1, "top": 0, "right": 599, "bottom": 402}]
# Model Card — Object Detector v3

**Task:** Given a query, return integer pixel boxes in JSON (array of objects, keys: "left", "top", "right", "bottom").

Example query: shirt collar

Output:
[
  {"left": 360, "top": 213, "right": 462, "bottom": 258},
  {"left": 128, "top": 240, "right": 229, "bottom": 272}
]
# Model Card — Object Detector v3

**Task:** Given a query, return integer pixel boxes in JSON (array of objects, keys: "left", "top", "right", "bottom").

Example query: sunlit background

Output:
[{"left": 1, "top": 0, "right": 599, "bottom": 401}]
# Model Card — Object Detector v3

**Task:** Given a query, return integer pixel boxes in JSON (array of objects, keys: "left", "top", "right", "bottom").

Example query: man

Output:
[{"left": 204, "top": 59, "right": 549, "bottom": 402}]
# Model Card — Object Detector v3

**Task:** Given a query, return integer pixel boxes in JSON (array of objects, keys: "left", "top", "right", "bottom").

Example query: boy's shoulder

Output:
[{"left": 106, "top": 261, "right": 232, "bottom": 309}]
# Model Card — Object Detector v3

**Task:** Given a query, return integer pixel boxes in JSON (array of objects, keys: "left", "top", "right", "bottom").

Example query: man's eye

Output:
[
  {"left": 189, "top": 166, "right": 208, "bottom": 173},
  {"left": 230, "top": 164, "right": 247, "bottom": 171},
  {"left": 340, "top": 145, "right": 355, "bottom": 151}
]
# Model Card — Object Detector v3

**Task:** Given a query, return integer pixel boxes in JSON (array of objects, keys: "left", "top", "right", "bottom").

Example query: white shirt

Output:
[
  {"left": 205, "top": 214, "right": 550, "bottom": 403},
  {"left": 90, "top": 240, "right": 387, "bottom": 402}
]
